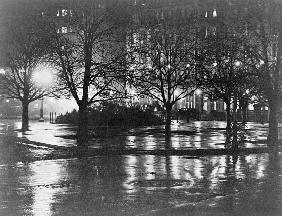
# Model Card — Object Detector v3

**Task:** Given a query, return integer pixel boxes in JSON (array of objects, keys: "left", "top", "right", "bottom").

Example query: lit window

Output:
[
  {"left": 203, "top": 102, "right": 207, "bottom": 111},
  {"left": 61, "top": 27, "right": 68, "bottom": 34},
  {"left": 212, "top": 27, "right": 216, "bottom": 35},
  {"left": 248, "top": 104, "right": 254, "bottom": 111},
  {"left": 62, "top": 9, "right": 68, "bottom": 16},
  {"left": 133, "top": 33, "right": 138, "bottom": 44},
  {"left": 213, "top": 9, "right": 217, "bottom": 17},
  {"left": 161, "top": 11, "right": 164, "bottom": 19}
]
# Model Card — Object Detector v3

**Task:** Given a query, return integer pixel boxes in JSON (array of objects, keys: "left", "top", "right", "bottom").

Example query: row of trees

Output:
[
  {"left": 0, "top": 0, "right": 281, "bottom": 148},
  {"left": 129, "top": 1, "right": 282, "bottom": 148}
]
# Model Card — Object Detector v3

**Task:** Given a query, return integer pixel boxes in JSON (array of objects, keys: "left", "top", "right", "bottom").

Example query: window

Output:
[
  {"left": 62, "top": 9, "right": 68, "bottom": 16},
  {"left": 61, "top": 27, "right": 68, "bottom": 34},
  {"left": 57, "top": 9, "right": 71, "bottom": 17},
  {"left": 203, "top": 102, "right": 208, "bottom": 111},
  {"left": 213, "top": 9, "right": 217, "bottom": 17},
  {"left": 57, "top": 27, "right": 68, "bottom": 34}
]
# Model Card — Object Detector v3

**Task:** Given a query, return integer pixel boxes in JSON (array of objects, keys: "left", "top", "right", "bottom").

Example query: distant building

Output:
[{"left": 0, "top": 0, "right": 280, "bottom": 122}]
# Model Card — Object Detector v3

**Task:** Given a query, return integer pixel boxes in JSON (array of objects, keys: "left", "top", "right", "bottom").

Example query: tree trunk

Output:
[
  {"left": 232, "top": 96, "right": 238, "bottom": 149},
  {"left": 77, "top": 104, "right": 89, "bottom": 146},
  {"left": 165, "top": 104, "right": 172, "bottom": 136},
  {"left": 225, "top": 100, "right": 232, "bottom": 131},
  {"left": 22, "top": 101, "right": 29, "bottom": 132},
  {"left": 267, "top": 101, "right": 279, "bottom": 148},
  {"left": 242, "top": 104, "right": 248, "bottom": 125}
]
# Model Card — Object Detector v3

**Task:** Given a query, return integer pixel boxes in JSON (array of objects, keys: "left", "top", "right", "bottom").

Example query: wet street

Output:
[{"left": 0, "top": 120, "right": 282, "bottom": 215}]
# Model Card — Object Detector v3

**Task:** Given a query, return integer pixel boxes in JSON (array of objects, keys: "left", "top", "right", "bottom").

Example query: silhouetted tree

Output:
[
  {"left": 127, "top": 20, "right": 198, "bottom": 135},
  {"left": 245, "top": 1, "right": 282, "bottom": 147},
  {"left": 0, "top": 11, "right": 54, "bottom": 131},
  {"left": 43, "top": 0, "right": 130, "bottom": 145},
  {"left": 197, "top": 12, "right": 255, "bottom": 147}
]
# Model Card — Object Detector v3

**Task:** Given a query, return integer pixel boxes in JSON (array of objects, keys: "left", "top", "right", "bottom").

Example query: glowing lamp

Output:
[{"left": 33, "top": 68, "right": 54, "bottom": 88}]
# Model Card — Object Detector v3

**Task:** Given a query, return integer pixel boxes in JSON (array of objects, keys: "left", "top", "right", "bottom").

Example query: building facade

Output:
[{"left": 0, "top": 0, "right": 280, "bottom": 122}]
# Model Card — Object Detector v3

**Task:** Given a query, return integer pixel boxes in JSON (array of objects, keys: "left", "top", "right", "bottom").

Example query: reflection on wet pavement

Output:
[
  {"left": 0, "top": 153, "right": 282, "bottom": 215},
  {"left": 0, "top": 120, "right": 276, "bottom": 150},
  {"left": 0, "top": 120, "right": 282, "bottom": 215}
]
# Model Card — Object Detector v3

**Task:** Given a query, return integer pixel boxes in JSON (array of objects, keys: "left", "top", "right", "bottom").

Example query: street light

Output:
[
  {"left": 39, "top": 97, "right": 44, "bottom": 122},
  {"left": 196, "top": 89, "right": 202, "bottom": 95},
  {"left": 32, "top": 66, "right": 54, "bottom": 122},
  {"left": 234, "top": 61, "right": 241, "bottom": 67}
]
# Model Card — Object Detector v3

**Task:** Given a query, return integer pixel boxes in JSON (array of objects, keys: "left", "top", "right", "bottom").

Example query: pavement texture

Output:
[{"left": 0, "top": 120, "right": 282, "bottom": 216}]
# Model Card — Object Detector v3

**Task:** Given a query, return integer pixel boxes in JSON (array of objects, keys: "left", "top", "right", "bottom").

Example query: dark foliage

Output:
[
  {"left": 56, "top": 102, "right": 163, "bottom": 128},
  {"left": 177, "top": 108, "right": 200, "bottom": 121},
  {"left": 207, "top": 110, "right": 226, "bottom": 121}
]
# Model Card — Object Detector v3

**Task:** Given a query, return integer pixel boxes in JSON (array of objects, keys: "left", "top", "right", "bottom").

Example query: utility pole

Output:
[{"left": 39, "top": 97, "right": 44, "bottom": 122}]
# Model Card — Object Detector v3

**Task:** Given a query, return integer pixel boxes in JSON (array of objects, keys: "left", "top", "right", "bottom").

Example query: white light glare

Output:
[
  {"left": 33, "top": 68, "right": 54, "bottom": 88},
  {"left": 235, "top": 61, "right": 241, "bottom": 67},
  {"left": 213, "top": 9, "right": 217, "bottom": 17},
  {"left": 196, "top": 89, "right": 202, "bottom": 95}
]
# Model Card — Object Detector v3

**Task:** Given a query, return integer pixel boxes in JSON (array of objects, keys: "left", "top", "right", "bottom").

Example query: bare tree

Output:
[
  {"left": 0, "top": 15, "right": 54, "bottom": 131},
  {"left": 197, "top": 12, "right": 255, "bottom": 147},
  {"left": 127, "top": 22, "right": 198, "bottom": 135},
  {"left": 43, "top": 0, "right": 130, "bottom": 145},
  {"left": 245, "top": 1, "right": 282, "bottom": 147}
]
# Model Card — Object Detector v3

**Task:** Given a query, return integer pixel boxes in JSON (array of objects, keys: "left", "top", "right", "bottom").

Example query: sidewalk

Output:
[
  {"left": 0, "top": 119, "right": 280, "bottom": 163},
  {"left": 1, "top": 120, "right": 279, "bottom": 150}
]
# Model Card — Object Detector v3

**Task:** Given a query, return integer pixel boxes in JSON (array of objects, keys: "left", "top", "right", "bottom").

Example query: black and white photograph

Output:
[{"left": 0, "top": 0, "right": 281, "bottom": 215}]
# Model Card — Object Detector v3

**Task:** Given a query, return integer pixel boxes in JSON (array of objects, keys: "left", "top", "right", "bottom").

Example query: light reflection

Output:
[
  {"left": 144, "top": 155, "right": 156, "bottom": 180},
  {"left": 171, "top": 136, "right": 180, "bottom": 149},
  {"left": 193, "top": 135, "right": 201, "bottom": 148},
  {"left": 256, "top": 156, "right": 267, "bottom": 179},
  {"left": 170, "top": 156, "right": 180, "bottom": 179},
  {"left": 209, "top": 156, "right": 225, "bottom": 190},
  {"left": 144, "top": 135, "right": 156, "bottom": 150},
  {"left": 29, "top": 160, "right": 66, "bottom": 216},
  {"left": 193, "top": 121, "right": 202, "bottom": 129},
  {"left": 123, "top": 155, "right": 138, "bottom": 193},
  {"left": 193, "top": 159, "right": 203, "bottom": 179},
  {"left": 234, "top": 157, "right": 245, "bottom": 179},
  {"left": 127, "top": 136, "right": 137, "bottom": 148},
  {"left": 245, "top": 155, "right": 252, "bottom": 163}
]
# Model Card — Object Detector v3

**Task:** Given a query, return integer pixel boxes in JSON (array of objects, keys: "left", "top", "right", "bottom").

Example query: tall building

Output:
[{"left": 0, "top": 0, "right": 280, "bottom": 122}]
